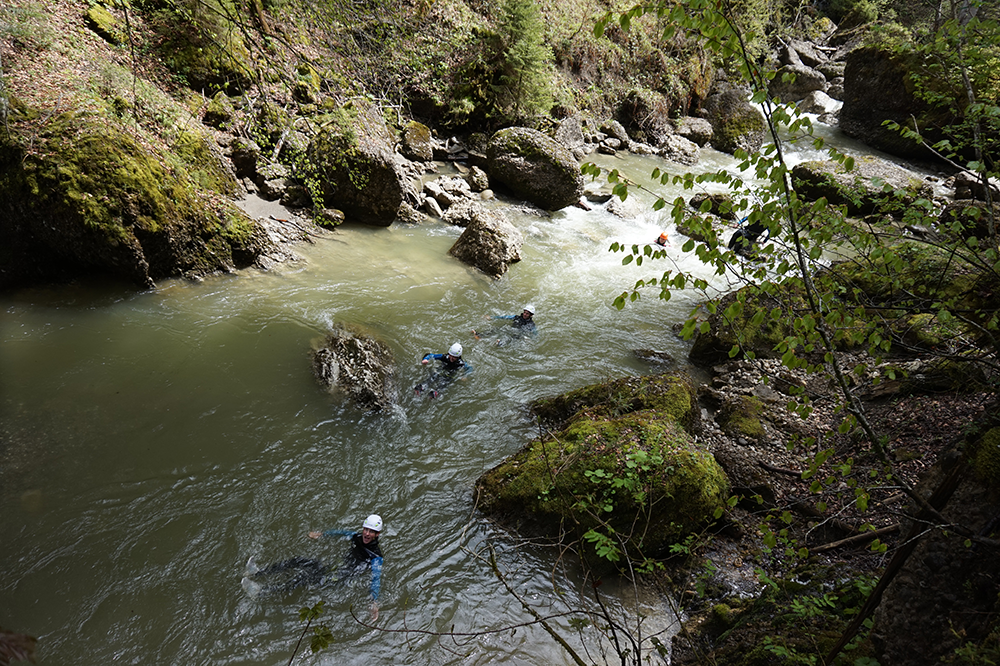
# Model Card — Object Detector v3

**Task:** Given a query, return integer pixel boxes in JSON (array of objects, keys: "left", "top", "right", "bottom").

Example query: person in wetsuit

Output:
[
  {"left": 492, "top": 304, "right": 536, "bottom": 334},
  {"left": 414, "top": 342, "right": 471, "bottom": 397},
  {"left": 472, "top": 304, "right": 537, "bottom": 341},
  {"left": 242, "top": 514, "right": 385, "bottom": 619},
  {"left": 728, "top": 217, "right": 768, "bottom": 256}
]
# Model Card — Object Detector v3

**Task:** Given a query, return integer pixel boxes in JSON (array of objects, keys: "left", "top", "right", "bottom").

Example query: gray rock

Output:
[
  {"left": 704, "top": 83, "right": 766, "bottom": 155},
  {"left": 399, "top": 120, "right": 433, "bottom": 161},
  {"left": 672, "top": 116, "right": 714, "bottom": 147},
  {"left": 306, "top": 99, "right": 409, "bottom": 226},
  {"left": 600, "top": 119, "right": 630, "bottom": 143},
  {"left": 448, "top": 204, "right": 523, "bottom": 278},
  {"left": 554, "top": 114, "right": 586, "bottom": 152},
  {"left": 769, "top": 63, "right": 828, "bottom": 102},
  {"left": 466, "top": 166, "right": 490, "bottom": 193},
  {"left": 798, "top": 90, "right": 841, "bottom": 115},
  {"left": 311, "top": 324, "right": 398, "bottom": 412},
  {"left": 486, "top": 127, "right": 584, "bottom": 211},
  {"left": 660, "top": 134, "right": 700, "bottom": 166}
]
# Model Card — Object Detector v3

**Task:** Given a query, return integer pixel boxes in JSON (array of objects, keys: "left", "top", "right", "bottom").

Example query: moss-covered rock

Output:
[
  {"left": 150, "top": 1, "right": 253, "bottom": 95},
  {"left": 970, "top": 427, "right": 1000, "bottom": 487},
  {"left": 486, "top": 127, "right": 584, "bottom": 211},
  {"left": 790, "top": 156, "right": 933, "bottom": 217},
  {"left": 171, "top": 129, "right": 239, "bottom": 196},
  {"left": 0, "top": 110, "right": 266, "bottom": 289},
  {"left": 84, "top": 5, "right": 124, "bottom": 46},
  {"left": 305, "top": 100, "right": 410, "bottom": 225},
  {"left": 203, "top": 91, "right": 235, "bottom": 130},
  {"left": 687, "top": 286, "right": 809, "bottom": 367},
  {"left": 718, "top": 395, "right": 766, "bottom": 440},
  {"left": 530, "top": 374, "right": 700, "bottom": 435},
  {"left": 477, "top": 374, "right": 727, "bottom": 562}
]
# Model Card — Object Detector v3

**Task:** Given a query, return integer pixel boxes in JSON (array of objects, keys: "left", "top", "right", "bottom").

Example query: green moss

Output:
[
  {"left": 171, "top": 129, "right": 238, "bottom": 196},
  {"left": 84, "top": 5, "right": 124, "bottom": 46},
  {"left": 718, "top": 396, "right": 766, "bottom": 440},
  {"left": 970, "top": 427, "right": 1000, "bottom": 487},
  {"left": 150, "top": 1, "right": 252, "bottom": 94},
  {"left": 530, "top": 374, "right": 698, "bottom": 434},
  {"left": 478, "top": 378, "right": 730, "bottom": 561},
  {"left": 203, "top": 91, "right": 235, "bottom": 130}
]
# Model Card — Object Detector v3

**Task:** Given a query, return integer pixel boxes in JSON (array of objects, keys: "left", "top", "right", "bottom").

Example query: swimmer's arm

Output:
[
  {"left": 308, "top": 528, "right": 354, "bottom": 539},
  {"left": 369, "top": 556, "right": 383, "bottom": 600}
]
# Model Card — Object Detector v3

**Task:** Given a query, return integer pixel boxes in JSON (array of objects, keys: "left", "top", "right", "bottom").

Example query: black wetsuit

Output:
[
  {"left": 415, "top": 353, "right": 471, "bottom": 394},
  {"left": 253, "top": 531, "right": 383, "bottom": 599}
]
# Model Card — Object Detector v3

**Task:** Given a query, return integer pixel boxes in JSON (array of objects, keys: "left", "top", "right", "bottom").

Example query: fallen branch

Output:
[{"left": 811, "top": 524, "right": 900, "bottom": 554}]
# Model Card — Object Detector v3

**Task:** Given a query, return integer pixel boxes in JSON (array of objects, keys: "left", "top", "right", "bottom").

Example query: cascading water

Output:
[{"left": 0, "top": 124, "right": 946, "bottom": 664}]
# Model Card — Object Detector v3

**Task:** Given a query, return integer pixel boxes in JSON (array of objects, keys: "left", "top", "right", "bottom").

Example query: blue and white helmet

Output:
[{"left": 363, "top": 514, "right": 383, "bottom": 532}]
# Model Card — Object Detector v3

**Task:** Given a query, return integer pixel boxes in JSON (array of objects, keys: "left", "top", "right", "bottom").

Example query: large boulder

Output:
[
  {"left": 311, "top": 324, "right": 397, "bottom": 412},
  {"left": 306, "top": 100, "right": 415, "bottom": 226},
  {"left": 618, "top": 88, "right": 673, "bottom": 147},
  {"left": 0, "top": 108, "right": 269, "bottom": 290},
  {"left": 486, "top": 127, "right": 584, "bottom": 211},
  {"left": 791, "top": 156, "right": 933, "bottom": 216},
  {"left": 475, "top": 375, "right": 729, "bottom": 561},
  {"left": 703, "top": 83, "right": 765, "bottom": 155},
  {"left": 447, "top": 203, "right": 523, "bottom": 277}
]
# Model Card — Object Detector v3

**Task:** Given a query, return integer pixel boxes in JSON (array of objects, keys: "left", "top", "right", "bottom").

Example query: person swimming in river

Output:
[
  {"left": 414, "top": 342, "right": 472, "bottom": 397},
  {"left": 728, "top": 216, "right": 768, "bottom": 257},
  {"left": 472, "top": 304, "right": 537, "bottom": 342},
  {"left": 242, "top": 513, "right": 385, "bottom": 620}
]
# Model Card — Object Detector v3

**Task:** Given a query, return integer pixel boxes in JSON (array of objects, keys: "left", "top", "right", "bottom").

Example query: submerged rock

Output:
[{"left": 311, "top": 324, "right": 397, "bottom": 412}]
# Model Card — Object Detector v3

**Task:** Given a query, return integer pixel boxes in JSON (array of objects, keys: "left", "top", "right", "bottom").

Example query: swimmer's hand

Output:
[
  {"left": 421, "top": 358, "right": 429, "bottom": 365},
  {"left": 370, "top": 601, "right": 379, "bottom": 621},
  {"left": 308, "top": 531, "right": 321, "bottom": 539}
]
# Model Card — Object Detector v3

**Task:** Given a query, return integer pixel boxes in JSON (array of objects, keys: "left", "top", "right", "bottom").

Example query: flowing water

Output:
[{"left": 0, "top": 121, "right": 940, "bottom": 665}]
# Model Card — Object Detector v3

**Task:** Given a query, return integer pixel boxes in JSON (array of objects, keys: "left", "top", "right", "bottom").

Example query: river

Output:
[{"left": 0, "top": 119, "right": 937, "bottom": 664}]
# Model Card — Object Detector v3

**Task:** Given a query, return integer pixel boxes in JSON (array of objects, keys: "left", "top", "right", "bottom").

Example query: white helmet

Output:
[
  {"left": 523, "top": 304, "right": 536, "bottom": 315},
  {"left": 448, "top": 342, "right": 463, "bottom": 357},
  {"left": 363, "top": 514, "right": 383, "bottom": 532}
]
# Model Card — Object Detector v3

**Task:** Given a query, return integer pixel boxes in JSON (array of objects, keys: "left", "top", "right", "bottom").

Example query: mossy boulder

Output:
[
  {"left": 202, "top": 91, "right": 235, "bottom": 130},
  {"left": 84, "top": 5, "right": 124, "bottom": 46},
  {"left": 790, "top": 156, "right": 933, "bottom": 216},
  {"left": 150, "top": 2, "right": 253, "bottom": 95},
  {"left": 486, "top": 127, "right": 584, "bottom": 211},
  {"left": 717, "top": 395, "right": 766, "bottom": 440},
  {"left": 970, "top": 427, "right": 1000, "bottom": 487},
  {"left": 530, "top": 374, "right": 700, "bottom": 434},
  {"left": 477, "top": 374, "right": 727, "bottom": 561},
  {"left": 306, "top": 101, "right": 412, "bottom": 225},
  {"left": 839, "top": 47, "right": 936, "bottom": 161},
  {"left": 688, "top": 286, "right": 809, "bottom": 367},
  {"left": 703, "top": 82, "right": 764, "bottom": 155},
  {"left": 0, "top": 111, "right": 268, "bottom": 289}
]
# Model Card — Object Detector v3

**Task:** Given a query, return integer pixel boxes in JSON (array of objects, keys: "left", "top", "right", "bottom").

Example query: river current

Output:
[{"left": 0, "top": 120, "right": 935, "bottom": 664}]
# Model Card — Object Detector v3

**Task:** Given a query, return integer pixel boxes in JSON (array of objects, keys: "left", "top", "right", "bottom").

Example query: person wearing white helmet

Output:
[
  {"left": 477, "top": 303, "right": 537, "bottom": 336},
  {"left": 415, "top": 342, "right": 472, "bottom": 397},
  {"left": 242, "top": 513, "right": 385, "bottom": 619}
]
